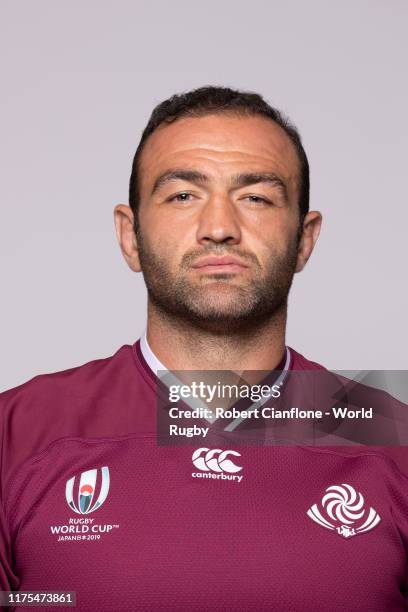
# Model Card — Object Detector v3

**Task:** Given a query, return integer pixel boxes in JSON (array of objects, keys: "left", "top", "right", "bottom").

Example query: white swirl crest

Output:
[{"left": 321, "top": 483, "right": 365, "bottom": 525}]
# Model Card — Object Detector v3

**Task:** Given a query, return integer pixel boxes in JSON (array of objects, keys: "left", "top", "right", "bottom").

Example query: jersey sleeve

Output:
[
  {"left": 0, "top": 496, "right": 17, "bottom": 592},
  {"left": 384, "top": 456, "right": 408, "bottom": 604},
  {"left": 0, "top": 394, "right": 19, "bottom": 595}
]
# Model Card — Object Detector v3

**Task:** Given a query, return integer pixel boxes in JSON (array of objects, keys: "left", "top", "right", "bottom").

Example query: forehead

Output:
[{"left": 138, "top": 113, "right": 301, "bottom": 192}]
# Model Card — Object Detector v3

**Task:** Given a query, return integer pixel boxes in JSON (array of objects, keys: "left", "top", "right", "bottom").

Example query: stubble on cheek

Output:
[{"left": 135, "top": 224, "right": 298, "bottom": 330}]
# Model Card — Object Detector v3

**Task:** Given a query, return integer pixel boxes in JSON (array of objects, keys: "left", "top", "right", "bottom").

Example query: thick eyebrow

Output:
[
  {"left": 151, "top": 169, "right": 288, "bottom": 202},
  {"left": 151, "top": 170, "right": 208, "bottom": 195},
  {"left": 230, "top": 172, "right": 288, "bottom": 202}
]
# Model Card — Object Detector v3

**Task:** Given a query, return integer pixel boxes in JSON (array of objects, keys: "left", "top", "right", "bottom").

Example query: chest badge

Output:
[
  {"left": 307, "top": 483, "right": 381, "bottom": 539},
  {"left": 66, "top": 466, "right": 110, "bottom": 514}
]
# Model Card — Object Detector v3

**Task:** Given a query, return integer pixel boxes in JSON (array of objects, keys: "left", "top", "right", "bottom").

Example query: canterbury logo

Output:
[
  {"left": 66, "top": 466, "right": 110, "bottom": 514},
  {"left": 192, "top": 448, "right": 242, "bottom": 472},
  {"left": 307, "top": 483, "right": 381, "bottom": 539},
  {"left": 191, "top": 448, "right": 243, "bottom": 483}
]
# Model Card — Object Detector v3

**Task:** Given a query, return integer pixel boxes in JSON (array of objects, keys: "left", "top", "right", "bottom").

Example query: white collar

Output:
[{"left": 140, "top": 331, "right": 167, "bottom": 375}]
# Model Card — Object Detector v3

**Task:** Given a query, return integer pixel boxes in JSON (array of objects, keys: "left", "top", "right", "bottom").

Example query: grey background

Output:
[{"left": 1, "top": 0, "right": 407, "bottom": 391}]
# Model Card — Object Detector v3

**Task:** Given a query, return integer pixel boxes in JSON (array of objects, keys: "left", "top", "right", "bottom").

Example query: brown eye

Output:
[
  {"left": 244, "top": 195, "right": 271, "bottom": 204},
  {"left": 168, "top": 192, "right": 193, "bottom": 202}
]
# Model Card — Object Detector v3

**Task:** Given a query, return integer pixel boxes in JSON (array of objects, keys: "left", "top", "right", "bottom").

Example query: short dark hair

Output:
[{"left": 129, "top": 86, "right": 309, "bottom": 227}]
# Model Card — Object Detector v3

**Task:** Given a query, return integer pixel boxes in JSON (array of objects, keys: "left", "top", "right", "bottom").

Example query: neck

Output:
[{"left": 145, "top": 300, "right": 287, "bottom": 371}]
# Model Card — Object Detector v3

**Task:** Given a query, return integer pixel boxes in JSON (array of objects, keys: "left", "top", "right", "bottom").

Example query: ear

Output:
[
  {"left": 295, "top": 211, "right": 322, "bottom": 273},
  {"left": 113, "top": 204, "right": 142, "bottom": 272}
]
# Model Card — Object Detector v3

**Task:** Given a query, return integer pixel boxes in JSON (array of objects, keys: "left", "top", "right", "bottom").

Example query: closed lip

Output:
[{"left": 192, "top": 256, "right": 248, "bottom": 268}]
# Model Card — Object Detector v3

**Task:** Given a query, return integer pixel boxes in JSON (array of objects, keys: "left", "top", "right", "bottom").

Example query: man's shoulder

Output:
[
  {"left": 0, "top": 343, "right": 134, "bottom": 405},
  {"left": 0, "top": 341, "right": 146, "bottom": 487}
]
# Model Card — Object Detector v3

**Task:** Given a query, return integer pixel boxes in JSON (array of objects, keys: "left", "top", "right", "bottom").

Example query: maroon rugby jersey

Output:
[{"left": 1, "top": 339, "right": 408, "bottom": 611}]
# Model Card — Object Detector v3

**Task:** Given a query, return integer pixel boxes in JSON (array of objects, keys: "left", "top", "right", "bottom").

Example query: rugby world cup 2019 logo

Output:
[{"left": 65, "top": 467, "right": 110, "bottom": 514}]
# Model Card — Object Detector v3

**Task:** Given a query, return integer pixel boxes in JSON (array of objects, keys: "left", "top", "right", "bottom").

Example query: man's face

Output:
[{"left": 125, "top": 113, "right": 318, "bottom": 332}]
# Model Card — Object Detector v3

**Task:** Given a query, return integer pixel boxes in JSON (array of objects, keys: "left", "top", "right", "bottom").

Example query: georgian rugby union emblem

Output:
[{"left": 307, "top": 483, "right": 380, "bottom": 539}]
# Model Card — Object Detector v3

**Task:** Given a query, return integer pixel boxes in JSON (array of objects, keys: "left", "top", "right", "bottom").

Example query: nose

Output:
[{"left": 196, "top": 194, "right": 241, "bottom": 246}]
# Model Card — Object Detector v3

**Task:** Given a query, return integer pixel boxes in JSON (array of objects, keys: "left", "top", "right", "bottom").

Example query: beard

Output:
[{"left": 135, "top": 226, "right": 299, "bottom": 334}]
